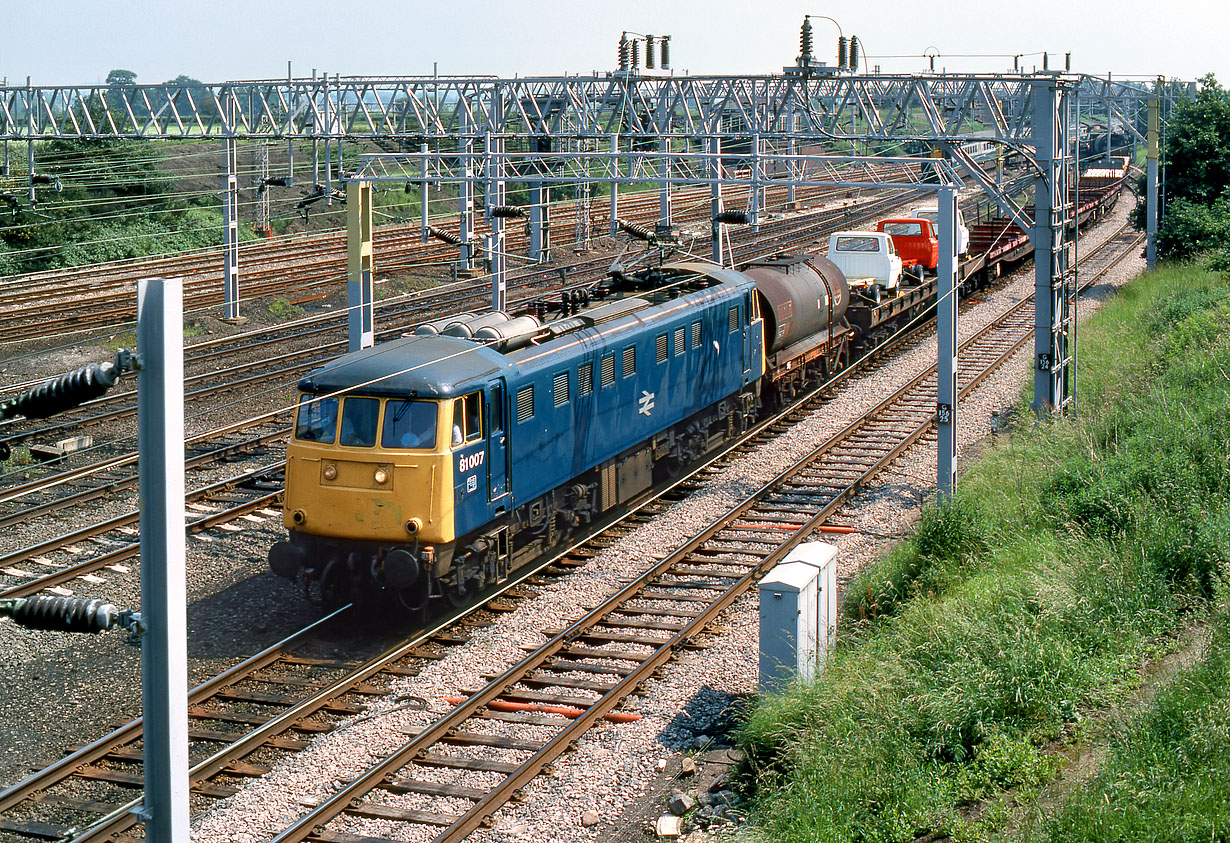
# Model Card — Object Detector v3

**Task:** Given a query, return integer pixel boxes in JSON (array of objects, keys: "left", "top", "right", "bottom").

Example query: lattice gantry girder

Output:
[
  {"left": 350, "top": 149, "right": 963, "bottom": 192},
  {"left": 0, "top": 73, "right": 1152, "bottom": 143}
]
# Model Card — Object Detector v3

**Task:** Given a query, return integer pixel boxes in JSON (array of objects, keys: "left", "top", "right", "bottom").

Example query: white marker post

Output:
[
  {"left": 137, "top": 277, "right": 189, "bottom": 840},
  {"left": 937, "top": 186, "right": 959, "bottom": 497}
]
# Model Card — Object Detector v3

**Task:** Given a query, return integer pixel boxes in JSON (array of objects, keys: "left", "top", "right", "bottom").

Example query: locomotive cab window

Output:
[
  {"left": 295, "top": 394, "right": 338, "bottom": 443},
  {"left": 381, "top": 399, "right": 438, "bottom": 450},
  {"left": 339, "top": 397, "right": 379, "bottom": 447},
  {"left": 452, "top": 392, "right": 482, "bottom": 447}
]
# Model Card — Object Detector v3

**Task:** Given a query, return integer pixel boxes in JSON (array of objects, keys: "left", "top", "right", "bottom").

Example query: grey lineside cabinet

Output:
[{"left": 758, "top": 542, "right": 838, "bottom": 693}]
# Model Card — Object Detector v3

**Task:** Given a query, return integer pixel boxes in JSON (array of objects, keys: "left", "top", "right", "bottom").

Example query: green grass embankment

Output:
[{"left": 737, "top": 263, "right": 1230, "bottom": 843}]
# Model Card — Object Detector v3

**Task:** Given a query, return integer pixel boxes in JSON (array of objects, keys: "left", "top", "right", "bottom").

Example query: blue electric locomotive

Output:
[{"left": 269, "top": 262, "right": 765, "bottom": 608}]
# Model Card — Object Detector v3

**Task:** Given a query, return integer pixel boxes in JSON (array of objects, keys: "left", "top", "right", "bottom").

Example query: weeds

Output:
[
  {"left": 843, "top": 494, "right": 992, "bottom": 623},
  {"left": 267, "top": 296, "right": 304, "bottom": 320},
  {"left": 2, "top": 445, "right": 33, "bottom": 468},
  {"left": 1044, "top": 619, "right": 1230, "bottom": 841}
]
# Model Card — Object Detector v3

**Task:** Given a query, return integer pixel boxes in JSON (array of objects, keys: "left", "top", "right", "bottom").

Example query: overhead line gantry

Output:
[{"left": 0, "top": 70, "right": 1169, "bottom": 424}]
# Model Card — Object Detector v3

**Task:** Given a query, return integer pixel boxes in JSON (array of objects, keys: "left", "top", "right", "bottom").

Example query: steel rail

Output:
[
  {"left": 0, "top": 423, "right": 289, "bottom": 522},
  {"left": 0, "top": 181, "right": 847, "bottom": 339},
  {"left": 0, "top": 607, "right": 353, "bottom": 821},
  {"left": 19, "top": 474, "right": 710, "bottom": 842},
  {"left": 265, "top": 307, "right": 990, "bottom": 842},
  {"left": 0, "top": 187, "right": 907, "bottom": 526}
]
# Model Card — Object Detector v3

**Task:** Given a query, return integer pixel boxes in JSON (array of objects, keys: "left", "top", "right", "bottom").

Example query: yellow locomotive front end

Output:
[
  {"left": 282, "top": 393, "right": 456, "bottom": 543},
  {"left": 270, "top": 391, "right": 457, "bottom": 608}
]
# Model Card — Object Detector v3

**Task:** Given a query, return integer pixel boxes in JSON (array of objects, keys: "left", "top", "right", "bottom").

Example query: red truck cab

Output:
[{"left": 876, "top": 218, "right": 939, "bottom": 275}]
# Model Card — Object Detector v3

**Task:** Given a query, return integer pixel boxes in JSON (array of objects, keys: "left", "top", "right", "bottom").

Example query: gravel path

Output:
[{"left": 187, "top": 201, "right": 1145, "bottom": 842}]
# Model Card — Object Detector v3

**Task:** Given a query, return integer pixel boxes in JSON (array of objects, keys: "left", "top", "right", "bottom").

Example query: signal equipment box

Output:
[{"left": 758, "top": 542, "right": 838, "bottom": 693}]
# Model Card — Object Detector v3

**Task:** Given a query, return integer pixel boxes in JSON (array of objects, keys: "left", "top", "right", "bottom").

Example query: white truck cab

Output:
[
  {"left": 826, "top": 231, "right": 903, "bottom": 303},
  {"left": 911, "top": 206, "right": 970, "bottom": 256}
]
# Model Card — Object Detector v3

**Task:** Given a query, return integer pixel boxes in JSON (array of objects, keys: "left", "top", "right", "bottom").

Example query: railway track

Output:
[
  {"left": 0, "top": 178, "right": 884, "bottom": 344},
  {"left": 0, "top": 189, "right": 920, "bottom": 607},
  {"left": 0, "top": 215, "right": 1142, "bottom": 842}
]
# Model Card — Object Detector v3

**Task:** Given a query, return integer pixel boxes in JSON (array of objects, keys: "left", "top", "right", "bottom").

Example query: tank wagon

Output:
[{"left": 270, "top": 173, "right": 1125, "bottom": 611}]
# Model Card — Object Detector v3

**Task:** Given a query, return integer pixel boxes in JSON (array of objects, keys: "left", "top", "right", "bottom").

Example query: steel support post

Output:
[
  {"left": 710, "top": 137, "right": 723, "bottom": 264},
  {"left": 1146, "top": 84, "right": 1159, "bottom": 268},
  {"left": 222, "top": 135, "right": 240, "bottom": 321},
  {"left": 1031, "top": 78, "right": 1072, "bottom": 414},
  {"left": 608, "top": 134, "right": 620, "bottom": 236},
  {"left": 347, "top": 180, "right": 375, "bottom": 351},
  {"left": 575, "top": 177, "right": 590, "bottom": 250},
  {"left": 658, "top": 135, "right": 671, "bottom": 231},
  {"left": 323, "top": 75, "right": 333, "bottom": 206},
  {"left": 136, "top": 278, "right": 189, "bottom": 842},
  {"left": 311, "top": 71, "right": 321, "bottom": 186},
  {"left": 1070, "top": 90, "right": 1081, "bottom": 412},
  {"left": 529, "top": 181, "right": 546, "bottom": 261},
  {"left": 937, "top": 186, "right": 959, "bottom": 498},
  {"left": 25, "top": 78, "right": 33, "bottom": 203},
  {"left": 255, "top": 142, "right": 270, "bottom": 237},
  {"left": 459, "top": 123, "right": 474, "bottom": 269},
  {"left": 787, "top": 135, "right": 797, "bottom": 206},
  {"left": 487, "top": 133, "right": 507, "bottom": 311},
  {"left": 751, "top": 133, "right": 763, "bottom": 230},
  {"left": 529, "top": 133, "right": 550, "bottom": 262},
  {"left": 286, "top": 63, "right": 296, "bottom": 186},
  {"left": 574, "top": 136, "right": 591, "bottom": 251},
  {"left": 420, "top": 142, "right": 430, "bottom": 243}
]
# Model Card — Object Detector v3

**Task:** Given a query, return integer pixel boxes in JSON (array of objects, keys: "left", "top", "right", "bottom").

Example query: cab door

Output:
[
  {"left": 452, "top": 392, "right": 489, "bottom": 534},
  {"left": 487, "top": 380, "right": 510, "bottom": 510},
  {"left": 743, "top": 292, "right": 764, "bottom": 383}
]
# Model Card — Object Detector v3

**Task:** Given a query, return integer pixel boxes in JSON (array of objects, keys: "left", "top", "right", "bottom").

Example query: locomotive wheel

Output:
[
  {"left": 445, "top": 574, "right": 479, "bottom": 607},
  {"left": 444, "top": 555, "right": 482, "bottom": 608}
]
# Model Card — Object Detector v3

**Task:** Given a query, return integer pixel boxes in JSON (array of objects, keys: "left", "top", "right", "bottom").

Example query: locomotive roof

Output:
[
  {"left": 299, "top": 261, "right": 753, "bottom": 400},
  {"left": 299, "top": 334, "right": 511, "bottom": 399}
]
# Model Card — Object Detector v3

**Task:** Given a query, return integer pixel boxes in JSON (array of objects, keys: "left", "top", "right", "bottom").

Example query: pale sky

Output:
[{"left": 2, "top": 0, "right": 1221, "bottom": 87}]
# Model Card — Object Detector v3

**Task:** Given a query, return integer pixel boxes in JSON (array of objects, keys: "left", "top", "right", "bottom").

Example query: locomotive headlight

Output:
[
  {"left": 322, "top": 463, "right": 338, "bottom": 481},
  {"left": 373, "top": 468, "right": 389, "bottom": 485}
]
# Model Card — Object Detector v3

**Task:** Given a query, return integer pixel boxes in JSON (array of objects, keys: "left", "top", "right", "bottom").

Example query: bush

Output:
[{"left": 1156, "top": 193, "right": 1230, "bottom": 261}]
